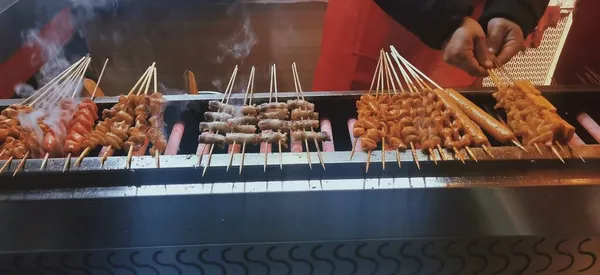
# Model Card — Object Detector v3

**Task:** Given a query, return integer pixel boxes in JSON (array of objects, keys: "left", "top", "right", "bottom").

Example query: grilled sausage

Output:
[{"left": 444, "top": 88, "right": 516, "bottom": 144}]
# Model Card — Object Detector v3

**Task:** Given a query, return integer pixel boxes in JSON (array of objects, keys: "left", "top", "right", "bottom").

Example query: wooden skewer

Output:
[
  {"left": 155, "top": 150, "right": 160, "bottom": 168},
  {"left": 202, "top": 66, "right": 238, "bottom": 176},
  {"left": 264, "top": 148, "right": 268, "bottom": 172},
  {"left": 239, "top": 142, "right": 247, "bottom": 175},
  {"left": 74, "top": 147, "right": 91, "bottom": 167},
  {"left": 554, "top": 141, "right": 565, "bottom": 153},
  {"left": 366, "top": 151, "right": 372, "bottom": 173},
  {"left": 410, "top": 142, "right": 420, "bottom": 170},
  {"left": 304, "top": 139, "right": 312, "bottom": 170},
  {"left": 126, "top": 146, "right": 134, "bottom": 169},
  {"left": 12, "top": 152, "right": 29, "bottom": 177},
  {"left": 481, "top": 144, "right": 494, "bottom": 158},
  {"left": 512, "top": 140, "right": 528, "bottom": 153},
  {"left": 0, "top": 157, "right": 14, "bottom": 173},
  {"left": 534, "top": 143, "right": 544, "bottom": 156},
  {"left": 293, "top": 62, "right": 325, "bottom": 170},
  {"left": 567, "top": 143, "right": 585, "bottom": 163},
  {"left": 40, "top": 152, "right": 50, "bottom": 169},
  {"left": 39, "top": 152, "right": 49, "bottom": 170},
  {"left": 437, "top": 144, "right": 447, "bottom": 161},
  {"left": 350, "top": 139, "right": 358, "bottom": 160},
  {"left": 151, "top": 66, "right": 163, "bottom": 168},
  {"left": 278, "top": 141, "right": 283, "bottom": 170},
  {"left": 101, "top": 145, "right": 112, "bottom": 166},
  {"left": 62, "top": 153, "right": 71, "bottom": 173},
  {"left": 242, "top": 66, "right": 256, "bottom": 173},
  {"left": 226, "top": 142, "right": 237, "bottom": 172},
  {"left": 549, "top": 145, "right": 565, "bottom": 164},
  {"left": 453, "top": 147, "right": 465, "bottom": 164},
  {"left": 91, "top": 58, "right": 109, "bottom": 99},
  {"left": 0, "top": 149, "right": 5, "bottom": 158},
  {"left": 395, "top": 149, "right": 401, "bottom": 168},
  {"left": 202, "top": 144, "right": 216, "bottom": 177},
  {"left": 428, "top": 148, "right": 438, "bottom": 165},
  {"left": 465, "top": 146, "right": 478, "bottom": 162},
  {"left": 381, "top": 137, "right": 386, "bottom": 170}
]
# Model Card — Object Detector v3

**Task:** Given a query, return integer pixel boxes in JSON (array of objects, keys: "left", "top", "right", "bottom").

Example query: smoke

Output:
[
  {"left": 215, "top": 3, "right": 258, "bottom": 64},
  {"left": 23, "top": 28, "right": 72, "bottom": 87},
  {"left": 12, "top": 0, "right": 118, "bottom": 149},
  {"left": 14, "top": 83, "right": 37, "bottom": 98},
  {"left": 70, "top": 0, "right": 119, "bottom": 18}
]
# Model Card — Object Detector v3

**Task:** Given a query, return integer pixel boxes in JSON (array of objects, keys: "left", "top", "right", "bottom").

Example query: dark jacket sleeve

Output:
[
  {"left": 479, "top": 0, "right": 550, "bottom": 37},
  {"left": 372, "top": 0, "right": 474, "bottom": 50}
]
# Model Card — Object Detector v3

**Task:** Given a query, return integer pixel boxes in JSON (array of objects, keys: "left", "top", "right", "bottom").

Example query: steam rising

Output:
[
  {"left": 215, "top": 2, "right": 258, "bottom": 64},
  {"left": 14, "top": 0, "right": 117, "bottom": 149}
]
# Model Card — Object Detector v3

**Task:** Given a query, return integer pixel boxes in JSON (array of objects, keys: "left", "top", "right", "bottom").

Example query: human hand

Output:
[
  {"left": 442, "top": 17, "right": 493, "bottom": 77},
  {"left": 487, "top": 18, "right": 525, "bottom": 66}
]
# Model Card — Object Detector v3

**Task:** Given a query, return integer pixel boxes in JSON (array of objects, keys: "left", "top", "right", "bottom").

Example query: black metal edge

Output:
[
  {"left": 1, "top": 184, "right": 599, "bottom": 251},
  {"left": 2, "top": 85, "right": 599, "bottom": 107}
]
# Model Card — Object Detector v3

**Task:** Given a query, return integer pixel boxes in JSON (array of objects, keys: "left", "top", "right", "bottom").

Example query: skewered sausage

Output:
[{"left": 444, "top": 88, "right": 516, "bottom": 144}]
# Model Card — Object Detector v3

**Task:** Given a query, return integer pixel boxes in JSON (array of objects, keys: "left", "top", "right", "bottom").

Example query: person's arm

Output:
[
  {"left": 479, "top": 0, "right": 550, "bottom": 38},
  {"left": 372, "top": 0, "right": 475, "bottom": 50}
]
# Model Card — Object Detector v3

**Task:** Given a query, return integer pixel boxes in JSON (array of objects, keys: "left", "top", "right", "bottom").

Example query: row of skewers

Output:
[
  {"left": 0, "top": 57, "right": 169, "bottom": 176},
  {"left": 351, "top": 46, "right": 582, "bottom": 172},
  {"left": 197, "top": 63, "right": 332, "bottom": 175}
]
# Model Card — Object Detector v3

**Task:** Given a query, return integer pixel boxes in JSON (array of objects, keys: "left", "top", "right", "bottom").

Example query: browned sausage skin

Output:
[{"left": 444, "top": 88, "right": 516, "bottom": 144}]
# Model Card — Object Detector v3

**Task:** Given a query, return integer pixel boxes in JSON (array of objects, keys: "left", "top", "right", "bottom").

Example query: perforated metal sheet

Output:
[{"left": 483, "top": 14, "right": 572, "bottom": 86}]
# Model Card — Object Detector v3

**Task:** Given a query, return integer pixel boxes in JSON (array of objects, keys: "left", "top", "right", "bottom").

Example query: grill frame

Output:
[{"left": 1, "top": 85, "right": 600, "bottom": 190}]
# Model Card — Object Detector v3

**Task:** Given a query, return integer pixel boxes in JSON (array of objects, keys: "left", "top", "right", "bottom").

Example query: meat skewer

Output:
[
  {"left": 10, "top": 56, "right": 93, "bottom": 175},
  {"left": 74, "top": 63, "right": 155, "bottom": 168},
  {"left": 392, "top": 48, "right": 476, "bottom": 163},
  {"left": 201, "top": 66, "right": 238, "bottom": 177},
  {"left": 59, "top": 58, "right": 107, "bottom": 171},
  {"left": 292, "top": 62, "right": 326, "bottom": 170},
  {"left": 124, "top": 65, "right": 155, "bottom": 169},
  {"left": 148, "top": 67, "right": 168, "bottom": 168},
  {"left": 260, "top": 64, "right": 287, "bottom": 171},
  {"left": 488, "top": 68, "right": 569, "bottom": 163},
  {"left": 225, "top": 66, "right": 256, "bottom": 174}
]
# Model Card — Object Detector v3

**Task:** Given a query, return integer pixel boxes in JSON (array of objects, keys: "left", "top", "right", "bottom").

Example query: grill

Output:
[{"left": 1, "top": 86, "right": 600, "bottom": 189}]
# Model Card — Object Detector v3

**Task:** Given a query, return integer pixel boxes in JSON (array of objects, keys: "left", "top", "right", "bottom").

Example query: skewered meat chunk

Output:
[
  {"left": 291, "top": 109, "right": 319, "bottom": 120},
  {"left": 290, "top": 120, "right": 320, "bottom": 131},
  {"left": 259, "top": 132, "right": 288, "bottom": 146},
  {"left": 198, "top": 132, "right": 226, "bottom": 145},
  {"left": 208, "top": 101, "right": 235, "bottom": 114},
  {"left": 225, "top": 133, "right": 260, "bottom": 145},
  {"left": 258, "top": 119, "right": 290, "bottom": 131},
  {"left": 291, "top": 131, "right": 331, "bottom": 142},
  {"left": 260, "top": 109, "right": 289, "bottom": 120},
  {"left": 227, "top": 116, "right": 259, "bottom": 126},
  {"left": 492, "top": 80, "right": 575, "bottom": 146},
  {"left": 204, "top": 112, "right": 233, "bottom": 122},
  {"left": 287, "top": 99, "right": 314, "bottom": 111},
  {"left": 232, "top": 124, "right": 257, "bottom": 134},
  {"left": 199, "top": 121, "right": 231, "bottom": 133},
  {"left": 241, "top": 105, "right": 260, "bottom": 116},
  {"left": 259, "top": 102, "right": 287, "bottom": 111},
  {"left": 360, "top": 137, "right": 378, "bottom": 151}
]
